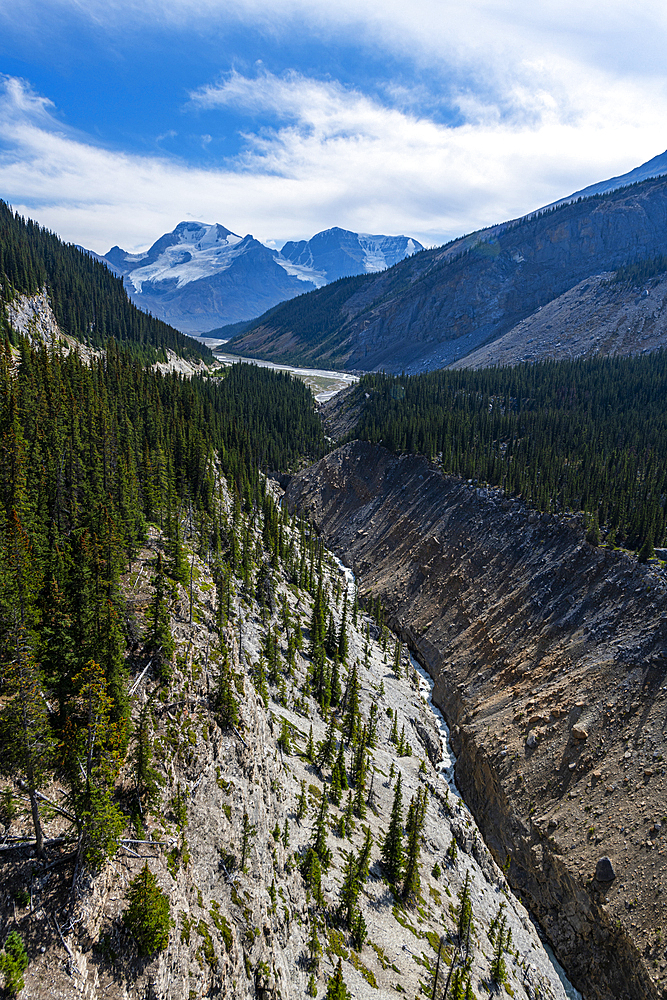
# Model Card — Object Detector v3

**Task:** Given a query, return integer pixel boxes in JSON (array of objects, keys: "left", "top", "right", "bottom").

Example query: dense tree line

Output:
[
  {"left": 0, "top": 201, "right": 212, "bottom": 363},
  {"left": 351, "top": 352, "right": 667, "bottom": 552}
]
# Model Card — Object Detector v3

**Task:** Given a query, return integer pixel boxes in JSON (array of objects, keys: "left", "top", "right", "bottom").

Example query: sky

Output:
[{"left": 0, "top": 1, "right": 666, "bottom": 253}]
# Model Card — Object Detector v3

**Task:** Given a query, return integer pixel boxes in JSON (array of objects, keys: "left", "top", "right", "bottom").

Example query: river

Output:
[
  {"left": 331, "top": 551, "right": 581, "bottom": 1000},
  {"left": 196, "top": 338, "right": 359, "bottom": 402}
]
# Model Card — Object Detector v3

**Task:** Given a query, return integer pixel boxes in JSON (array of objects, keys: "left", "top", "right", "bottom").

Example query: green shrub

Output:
[{"left": 0, "top": 932, "right": 28, "bottom": 996}]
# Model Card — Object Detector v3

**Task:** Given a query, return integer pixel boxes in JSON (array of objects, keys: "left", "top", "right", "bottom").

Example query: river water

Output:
[
  {"left": 331, "top": 552, "right": 581, "bottom": 999},
  {"left": 198, "top": 340, "right": 359, "bottom": 403}
]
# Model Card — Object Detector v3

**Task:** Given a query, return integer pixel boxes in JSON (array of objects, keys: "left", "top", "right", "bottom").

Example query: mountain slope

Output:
[
  {"left": 451, "top": 268, "right": 667, "bottom": 368},
  {"left": 103, "top": 222, "right": 423, "bottom": 335},
  {"left": 226, "top": 174, "right": 667, "bottom": 372},
  {"left": 547, "top": 147, "right": 667, "bottom": 208},
  {"left": 0, "top": 202, "right": 212, "bottom": 363}
]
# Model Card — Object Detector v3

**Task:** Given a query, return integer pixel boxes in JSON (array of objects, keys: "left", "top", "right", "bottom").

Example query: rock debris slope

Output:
[
  {"left": 3, "top": 485, "right": 567, "bottom": 1000},
  {"left": 450, "top": 272, "right": 667, "bottom": 369},
  {"left": 285, "top": 440, "right": 667, "bottom": 1000}
]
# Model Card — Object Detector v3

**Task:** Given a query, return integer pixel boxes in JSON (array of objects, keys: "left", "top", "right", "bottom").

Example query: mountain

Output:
[
  {"left": 280, "top": 226, "right": 422, "bottom": 283},
  {"left": 225, "top": 169, "right": 667, "bottom": 373},
  {"left": 101, "top": 222, "right": 423, "bottom": 335}
]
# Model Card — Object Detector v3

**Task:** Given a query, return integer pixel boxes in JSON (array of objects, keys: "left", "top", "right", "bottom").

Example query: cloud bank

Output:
[{"left": 1, "top": 0, "right": 666, "bottom": 251}]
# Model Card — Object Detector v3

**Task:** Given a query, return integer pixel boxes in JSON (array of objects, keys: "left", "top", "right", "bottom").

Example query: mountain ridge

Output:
[
  {"left": 100, "top": 222, "right": 423, "bottom": 334},
  {"left": 225, "top": 172, "right": 667, "bottom": 372}
]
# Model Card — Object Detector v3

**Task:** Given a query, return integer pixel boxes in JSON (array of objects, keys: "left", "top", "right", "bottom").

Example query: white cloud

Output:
[{"left": 0, "top": 66, "right": 666, "bottom": 254}]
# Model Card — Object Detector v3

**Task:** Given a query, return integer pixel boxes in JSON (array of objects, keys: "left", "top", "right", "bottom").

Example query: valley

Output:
[{"left": 285, "top": 434, "right": 667, "bottom": 999}]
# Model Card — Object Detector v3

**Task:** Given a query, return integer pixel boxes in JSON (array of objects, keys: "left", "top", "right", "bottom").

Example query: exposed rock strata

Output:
[{"left": 286, "top": 440, "right": 667, "bottom": 1000}]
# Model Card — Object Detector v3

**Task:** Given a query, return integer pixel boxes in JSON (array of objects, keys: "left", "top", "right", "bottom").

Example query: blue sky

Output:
[{"left": 1, "top": 0, "right": 666, "bottom": 253}]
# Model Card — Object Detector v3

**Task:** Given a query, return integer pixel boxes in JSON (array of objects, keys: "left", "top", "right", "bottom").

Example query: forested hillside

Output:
[
  {"left": 0, "top": 335, "right": 323, "bottom": 869},
  {"left": 347, "top": 351, "right": 667, "bottom": 553},
  {"left": 0, "top": 202, "right": 212, "bottom": 363}
]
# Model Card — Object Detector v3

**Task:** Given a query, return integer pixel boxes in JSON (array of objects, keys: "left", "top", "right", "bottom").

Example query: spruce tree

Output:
[{"left": 381, "top": 772, "right": 404, "bottom": 885}]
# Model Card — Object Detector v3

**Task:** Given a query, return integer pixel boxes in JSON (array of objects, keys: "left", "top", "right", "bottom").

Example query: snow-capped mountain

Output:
[
  {"left": 279, "top": 227, "right": 423, "bottom": 284},
  {"left": 101, "top": 221, "right": 422, "bottom": 334}
]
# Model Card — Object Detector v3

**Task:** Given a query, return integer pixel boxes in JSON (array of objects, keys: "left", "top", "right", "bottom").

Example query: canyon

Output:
[{"left": 286, "top": 434, "right": 667, "bottom": 999}]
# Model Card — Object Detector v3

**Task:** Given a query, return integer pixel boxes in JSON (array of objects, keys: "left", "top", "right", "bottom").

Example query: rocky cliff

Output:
[
  {"left": 286, "top": 440, "right": 667, "bottom": 999},
  {"left": 1, "top": 485, "right": 569, "bottom": 1000}
]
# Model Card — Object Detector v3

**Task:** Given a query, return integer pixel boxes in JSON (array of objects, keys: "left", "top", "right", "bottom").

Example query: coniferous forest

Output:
[
  {"left": 0, "top": 320, "right": 324, "bottom": 856},
  {"left": 351, "top": 352, "right": 667, "bottom": 553}
]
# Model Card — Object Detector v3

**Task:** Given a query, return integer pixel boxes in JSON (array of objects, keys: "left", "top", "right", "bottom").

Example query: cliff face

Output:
[
  {"left": 229, "top": 176, "right": 667, "bottom": 373},
  {"left": 286, "top": 441, "right": 667, "bottom": 1000}
]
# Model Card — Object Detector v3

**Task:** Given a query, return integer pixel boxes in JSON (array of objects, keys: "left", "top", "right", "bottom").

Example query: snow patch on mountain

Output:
[
  {"left": 122, "top": 222, "right": 247, "bottom": 292},
  {"left": 273, "top": 257, "right": 328, "bottom": 287}
]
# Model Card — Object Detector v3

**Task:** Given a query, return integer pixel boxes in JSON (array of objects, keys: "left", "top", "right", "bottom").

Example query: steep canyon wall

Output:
[{"left": 286, "top": 440, "right": 667, "bottom": 1000}]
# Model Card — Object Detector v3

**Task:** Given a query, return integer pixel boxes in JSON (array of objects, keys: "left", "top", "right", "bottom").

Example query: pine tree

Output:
[
  {"left": 307, "top": 919, "right": 322, "bottom": 972},
  {"left": 456, "top": 869, "right": 473, "bottom": 950},
  {"left": 342, "top": 664, "right": 359, "bottom": 744},
  {"left": 0, "top": 931, "right": 28, "bottom": 997},
  {"left": 490, "top": 916, "right": 508, "bottom": 986},
  {"left": 123, "top": 863, "right": 171, "bottom": 956},
  {"left": 310, "top": 795, "right": 331, "bottom": 870},
  {"left": 145, "top": 551, "right": 175, "bottom": 683},
  {"left": 133, "top": 699, "right": 162, "bottom": 807},
  {"left": 330, "top": 655, "right": 342, "bottom": 708},
  {"left": 240, "top": 809, "right": 256, "bottom": 871},
  {"left": 325, "top": 958, "right": 351, "bottom": 1000},
  {"left": 64, "top": 658, "right": 125, "bottom": 871},
  {"left": 338, "top": 850, "right": 361, "bottom": 930},
  {"left": 305, "top": 725, "right": 315, "bottom": 762},
  {"left": 329, "top": 761, "right": 342, "bottom": 806},
  {"left": 356, "top": 825, "right": 373, "bottom": 883},
  {"left": 297, "top": 779, "right": 308, "bottom": 823},
  {"left": 337, "top": 599, "right": 348, "bottom": 662},
  {"left": 351, "top": 908, "right": 367, "bottom": 951},
  {"left": 301, "top": 847, "right": 324, "bottom": 904},
  {"left": 334, "top": 741, "right": 348, "bottom": 791},
  {"left": 402, "top": 788, "right": 427, "bottom": 903},
  {"left": 214, "top": 643, "right": 239, "bottom": 730},
  {"left": 393, "top": 638, "right": 402, "bottom": 677},
  {"left": 277, "top": 717, "right": 292, "bottom": 754},
  {"left": 317, "top": 713, "right": 337, "bottom": 768}
]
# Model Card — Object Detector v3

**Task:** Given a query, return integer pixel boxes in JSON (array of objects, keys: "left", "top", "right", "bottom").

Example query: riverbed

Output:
[{"left": 211, "top": 347, "right": 359, "bottom": 402}]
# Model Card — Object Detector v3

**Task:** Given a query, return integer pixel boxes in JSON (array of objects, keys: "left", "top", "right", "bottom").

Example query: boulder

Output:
[{"left": 595, "top": 857, "right": 616, "bottom": 882}]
